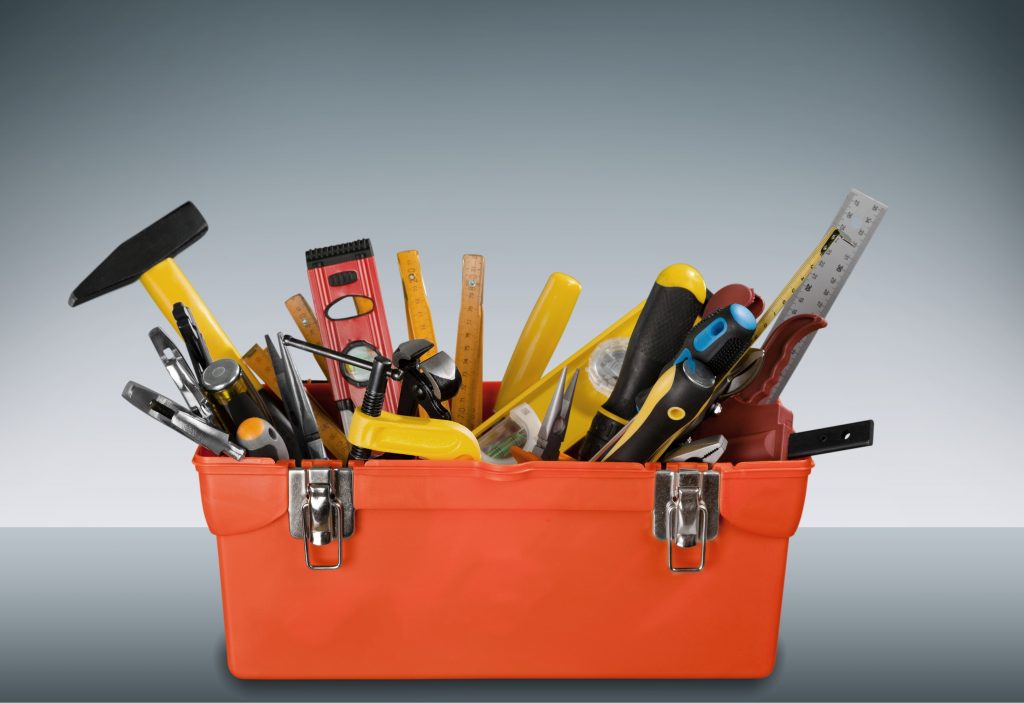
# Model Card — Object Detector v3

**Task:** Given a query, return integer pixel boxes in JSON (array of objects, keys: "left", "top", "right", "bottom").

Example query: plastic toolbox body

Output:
[{"left": 195, "top": 457, "right": 810, "bottom": 678}]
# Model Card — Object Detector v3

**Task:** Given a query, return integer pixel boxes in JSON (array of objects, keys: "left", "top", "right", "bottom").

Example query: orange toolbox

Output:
[{"left": 194, "top": 382, "right": 813, "bottom": 680}]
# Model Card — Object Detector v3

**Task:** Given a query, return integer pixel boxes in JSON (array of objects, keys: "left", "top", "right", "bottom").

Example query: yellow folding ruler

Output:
[
  {"left": 450, "top": 254, "right": 485, "bottom": 428},
  {"left": 284, "top": 294, "right": 331, "bottom": 379},
  {"left": 396, "top": 250, "right": 438, "bottom": 355}
]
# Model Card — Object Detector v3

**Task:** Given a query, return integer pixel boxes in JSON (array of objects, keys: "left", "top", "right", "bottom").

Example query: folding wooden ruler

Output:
[
  {"left": 284, "top": 294, "right": 331, "bottom": 379},
  {"left": 396, "top": 250, "right": 438, "bottom": 356},
  {"left": 764, "top": 189, "right": 887, "bottom": 401},
  {"left": 450, "top": 254, "right": 485, "bottom": 428}
]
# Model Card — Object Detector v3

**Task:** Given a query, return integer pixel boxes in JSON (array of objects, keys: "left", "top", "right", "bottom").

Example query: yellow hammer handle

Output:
[
  {"left": 139, "top": 258, "right": 257, "bottom": 385},
  {"left": 496, "top": 273, "right": 582, "bottom": 409}
]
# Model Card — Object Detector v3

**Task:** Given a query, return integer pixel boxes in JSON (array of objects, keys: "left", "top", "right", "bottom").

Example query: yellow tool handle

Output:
[
  {"left": 285, "top": 294, "right": 331, "bottom": 379},
  {"left": 451, "top": 254, "right": 485, "bottom": 428},
  {"left": 473, "top": 301, "right": 643, "bottom": 446},
  {"left": 496, "top": 272, "right": 582, "bottom": 409},
  {"left": 603, "top": 227, "right": 845, "bottom": 463},
  {"left": 348, "top": 409, "right": 482, "bottom": 460},
  {"left": 242, "top": 345, "right": 351, "bottom": 461},
  {"left": 576, "top": 264, "right": 706, "bottom": 460},
  {"left": 397, "top": 250, "right": 438, "bottom": 355},
  {"left": 140, "top": 258, "right": 257, "bottom": 385},
  {"left": 601, "top": 362, "right": 714, "bottom": 462}
]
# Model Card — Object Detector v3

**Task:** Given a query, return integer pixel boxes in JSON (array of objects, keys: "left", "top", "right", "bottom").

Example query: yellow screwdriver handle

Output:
[
  {"left": 139, "top": 258, "right": 257, "bottom": 385},
  {"left": 348, "top": 409, "right": 482, "bottom": 461},
  {"left": 496, "top": 272, "right": 582, "bottom": 409}
]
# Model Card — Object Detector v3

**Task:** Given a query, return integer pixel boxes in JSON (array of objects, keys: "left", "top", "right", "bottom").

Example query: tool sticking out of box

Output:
[{"left": 70, "top": 190, "right": 882, "bottom": 468}]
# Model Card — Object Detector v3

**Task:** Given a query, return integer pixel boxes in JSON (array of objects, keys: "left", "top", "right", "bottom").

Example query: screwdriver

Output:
[
  {"left": 596, "top": 304, "right": 755, "bottom": 462},
  {"left": 576, "top": 264, "right": 706, "bottom": 459}
]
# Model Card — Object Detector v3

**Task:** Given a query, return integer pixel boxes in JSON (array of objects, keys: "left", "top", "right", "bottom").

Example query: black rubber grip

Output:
[
  {"left": 601, "top": 362, "right": 716, "bottom": 463},
  {"left": 576, "top": 280, "right": 703, "bottom": 459},
  {"left": 578, "top": 411, "right": 625, "bottom": 460}
]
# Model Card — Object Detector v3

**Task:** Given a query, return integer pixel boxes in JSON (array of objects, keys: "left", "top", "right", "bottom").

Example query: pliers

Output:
[{"left": 534, "top": 367, "right": 580, "bottom": 461}]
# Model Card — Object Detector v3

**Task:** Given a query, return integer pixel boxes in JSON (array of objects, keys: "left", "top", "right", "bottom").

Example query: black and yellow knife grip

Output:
[
  {"left": 577, "top": 264, "right": 706, "bottom": 459},
  {"left": 600, "top": 359, "right": 716, "bottom": 463}
]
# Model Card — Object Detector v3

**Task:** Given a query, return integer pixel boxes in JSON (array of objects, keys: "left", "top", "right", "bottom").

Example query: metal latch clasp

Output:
[
  {"left": 288, "top": 467, "right": 354, "bottom": 570},
  {"left": 653, "top": 468, "right": 720, "bottom": 573}
]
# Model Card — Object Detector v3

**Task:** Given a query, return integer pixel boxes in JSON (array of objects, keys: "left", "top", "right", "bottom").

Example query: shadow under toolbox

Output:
[{"left": 194, "top": 431, "right": 812, "bottom": 679}]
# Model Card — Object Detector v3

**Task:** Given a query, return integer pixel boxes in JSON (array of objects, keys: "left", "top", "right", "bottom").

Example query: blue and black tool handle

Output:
[
  {"left": 575, "top": 264, "right": 707, "bottom": 459},
  {"left": 598, "top": 304, "right": 756, "bottom": 463},
  {"left": 673, "top": 303, "right": 757, "bottom": 377}
]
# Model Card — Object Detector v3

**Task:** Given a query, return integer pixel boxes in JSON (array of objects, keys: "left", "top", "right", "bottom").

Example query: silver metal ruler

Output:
[{"left": 765, "top": 189, "right": 888, "bottom": 402}]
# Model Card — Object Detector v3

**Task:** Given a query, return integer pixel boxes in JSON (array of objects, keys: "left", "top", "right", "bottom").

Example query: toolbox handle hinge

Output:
[
  {"left": 652, "top": 466, "right": 720, "bottom": 573},
  {"left": 288, "top": 467, "right": 355, "bottom": 570}
]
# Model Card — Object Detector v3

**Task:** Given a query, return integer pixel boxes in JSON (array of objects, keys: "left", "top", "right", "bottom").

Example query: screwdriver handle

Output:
[
  {"left": 599, "top": 359, "right": 716, "bottom": 462},
  {"left": 599, "top": 304, "right": 756, "bottom": 463},
  {"left": 677, "top": 304, "right": 757, "bottom": 376},
  {"left": 577, "top": 264, "right": 706, "bottom": 459}
]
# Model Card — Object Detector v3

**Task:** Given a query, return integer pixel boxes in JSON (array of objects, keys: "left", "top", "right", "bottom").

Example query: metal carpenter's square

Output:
[
  {"left": 763, "top": 190, "right": 887, "bottom": 401},
  {"left": 598, "top": 226, "right": 848, "bottom": 462}
]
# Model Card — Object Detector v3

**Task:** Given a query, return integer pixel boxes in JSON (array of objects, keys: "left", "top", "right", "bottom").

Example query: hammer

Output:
[{"left": 69, "top": 202, "right": 254, "bottom": 382}]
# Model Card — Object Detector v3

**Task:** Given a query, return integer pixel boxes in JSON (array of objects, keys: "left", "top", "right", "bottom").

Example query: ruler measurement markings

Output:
[
  {"left": 397, "top": 250, "right": 438, "bottom": 353},
  {"left": 451, "top": 254, "right": 485, "bottom": 428},
  {"left": 767, "top": 190, "right": 887, "bottom": 401}
]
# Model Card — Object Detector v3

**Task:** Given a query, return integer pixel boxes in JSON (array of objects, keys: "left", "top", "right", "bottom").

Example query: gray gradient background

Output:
[
  {"left": 2, "top": 0, "right": 1023, "bottom": 528},
  {"left": 1, "top": 529, "right": 1022, "bottom": 700}
]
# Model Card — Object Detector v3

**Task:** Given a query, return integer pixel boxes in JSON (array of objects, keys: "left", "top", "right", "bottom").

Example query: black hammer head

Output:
[{"left": 68, "top": 202, "right": 208, "bottom": 307}]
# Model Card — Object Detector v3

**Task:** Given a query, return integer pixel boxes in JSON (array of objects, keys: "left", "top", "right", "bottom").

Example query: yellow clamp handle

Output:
[{"left": 348, "top": 409, "right": 482, "bottom": 461}]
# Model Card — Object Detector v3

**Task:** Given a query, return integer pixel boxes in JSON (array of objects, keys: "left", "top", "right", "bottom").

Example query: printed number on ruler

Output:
[
  {"left": 452, "top": 254, "right": 485, "bottom": 428},
  {"left": 755, "top": 227, "right": 844, "bottom": 338},
  {"left": 397, "top": 250, "right": 438, "bottom": 354},
  {"left": 767, "top": 190, "right": 887, "bottom": 401},
  {"left": 285, "top": 294, "right": 331, "bottom": 379},
  {"left": 784, "top": 190, "right": 887, "bottom": 319}
]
